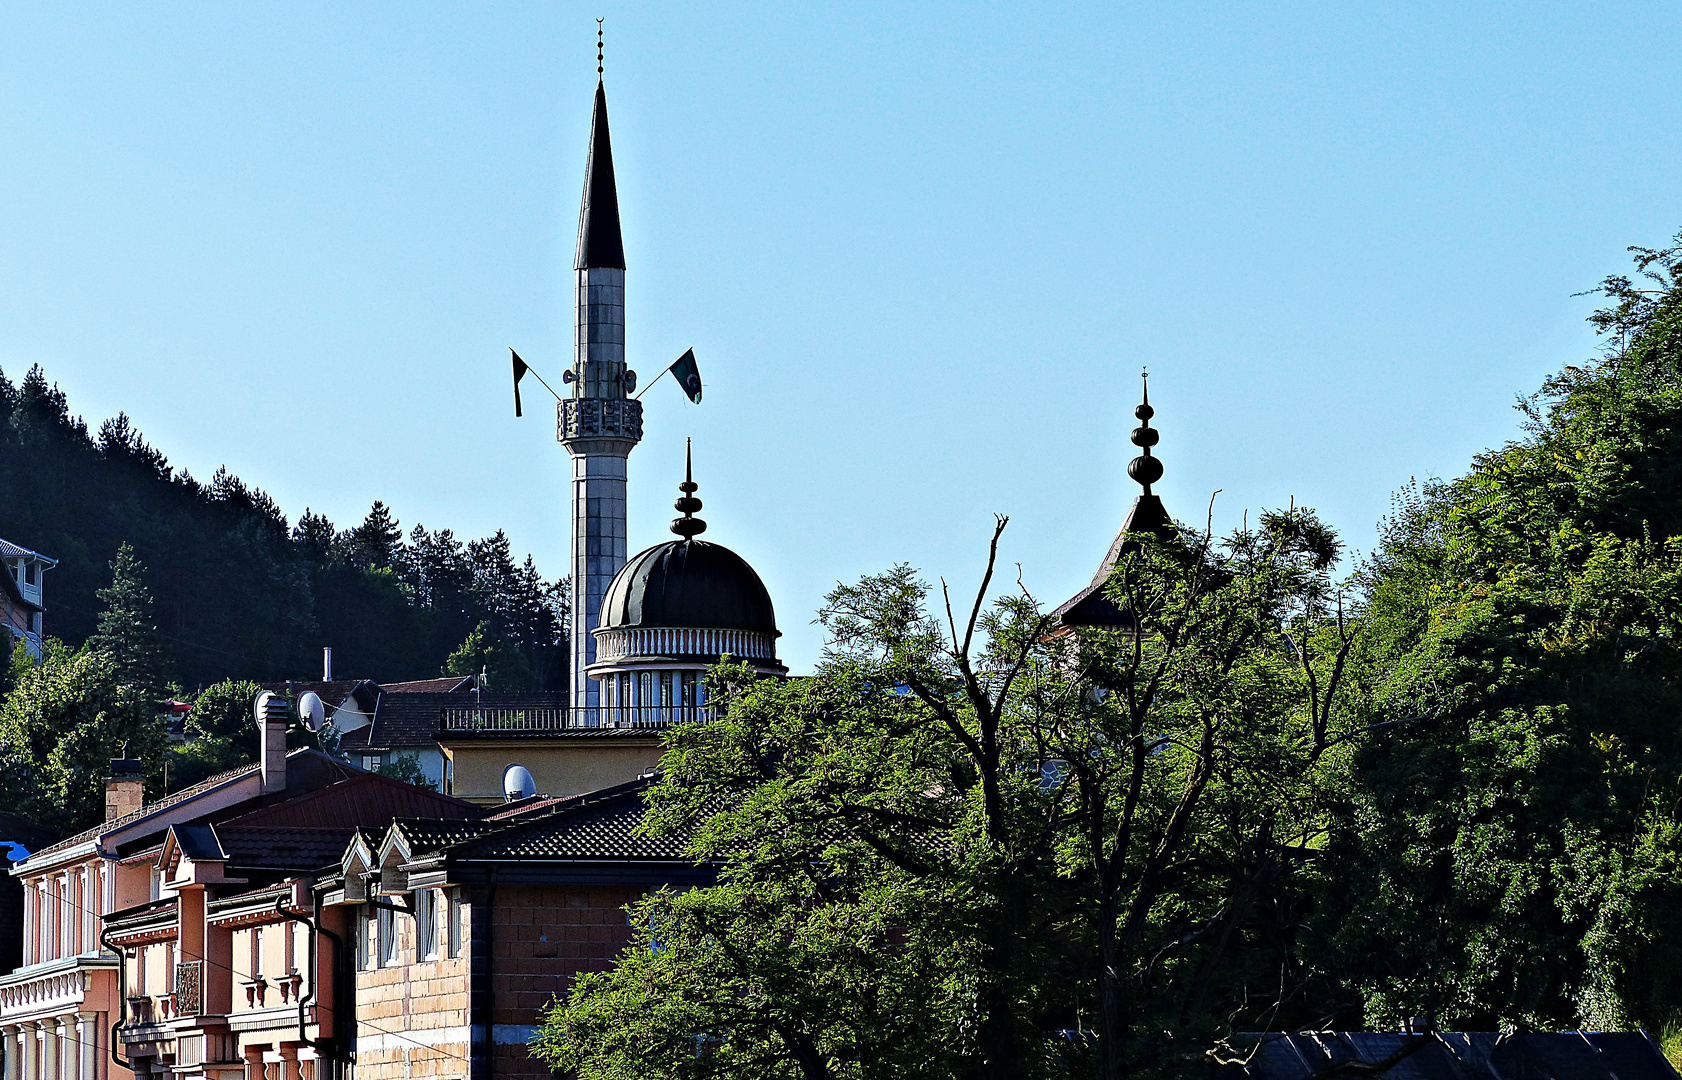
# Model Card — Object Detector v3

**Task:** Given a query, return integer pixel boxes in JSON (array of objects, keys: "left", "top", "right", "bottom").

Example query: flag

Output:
[
  {"left": 669, "top": 348, "right": 702, "bottom": 403},
  {"left": 511, "top": 349, "right": 529, "bottom": 417}
]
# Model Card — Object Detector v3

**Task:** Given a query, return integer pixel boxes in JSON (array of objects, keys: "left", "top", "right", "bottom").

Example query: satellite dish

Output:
[
  {"left": 623, "top": 369, "right": 637, "bottom": 392},
  {"left": 502, "top": 764, "right": 537, "bottom": 803},
  {"left": 254, "top": 691, "right": 290, "bottom": 725},
  {"left": 298, "top": 692, "right": 326, "bottom": 733}
]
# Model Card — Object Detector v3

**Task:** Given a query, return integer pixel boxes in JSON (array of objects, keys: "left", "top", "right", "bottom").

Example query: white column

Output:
[
  {"left": 35, "top": 1022, "right": 51, "bottom": 1080},
  {"left": 74, "top": 1016, "right": 95, "bottom": 1080},
  {"left": 18, "top": 1024, "right": 35, "bottom": 1080},
  {"left": 22, "top": 887, "right": 34, "bottom": 966},
  {"left": 2, "top": 1025, "right": 18, "bottom": 1080},
  {"left": 54, "top": 1021, "right": 70, "bottom": 1080}
]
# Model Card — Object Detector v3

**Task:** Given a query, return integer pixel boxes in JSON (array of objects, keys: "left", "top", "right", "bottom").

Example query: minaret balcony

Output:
[{"left": 559, "top": 397, "right": 643, "bottom": 444}]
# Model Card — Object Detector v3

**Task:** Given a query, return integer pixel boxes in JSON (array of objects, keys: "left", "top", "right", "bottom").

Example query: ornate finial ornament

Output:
[
  {"left": 1127, "top": 369, "right": 1163, "bottom": 495},
  {"left": 671, "top": 438, "right": 707, "bottom": 539},
  {"left": 596, "top": 18, "right": 604, "bottom": 77}
]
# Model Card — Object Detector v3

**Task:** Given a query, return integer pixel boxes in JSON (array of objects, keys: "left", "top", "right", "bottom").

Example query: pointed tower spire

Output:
[
  {"left": 1049, "top": 371, "right": 1174, "bottom": 629},
  {"left": 671, "top": 439, "right": 707, "bottom": 539},
  {"left": 575, "top": 23, "right": 625, "bottom": 272},
  {"left": 560, "top": 24, "right": 642, "bottom": 717}
]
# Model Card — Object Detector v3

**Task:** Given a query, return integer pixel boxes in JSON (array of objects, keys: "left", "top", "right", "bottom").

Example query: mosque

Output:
[{"left": 445, "top": 46, "right": 1161, "bottom": 800}]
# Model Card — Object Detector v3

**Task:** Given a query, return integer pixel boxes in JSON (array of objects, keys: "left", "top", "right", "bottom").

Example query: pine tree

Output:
[
  {"left": 88, "top": 543, "right": 168, "bottom": 700},
  {"left": 348, "top": 501, "right": 404, "bottom": 571}
]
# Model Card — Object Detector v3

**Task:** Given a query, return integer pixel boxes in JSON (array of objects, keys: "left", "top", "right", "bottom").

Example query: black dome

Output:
[{"left": 599, "top": 540, "right": 778, "bottom": 635}]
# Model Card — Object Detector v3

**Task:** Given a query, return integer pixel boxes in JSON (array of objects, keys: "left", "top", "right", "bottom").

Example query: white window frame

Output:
[
  {"left": 376, "top": 906, "right": 396, "bottom": 966},
  {"left": 447, "top": 889, "right": 463, "bottom": 959},
  {"left": 415, "top": 889, "right": 438, "bottom": 961}
]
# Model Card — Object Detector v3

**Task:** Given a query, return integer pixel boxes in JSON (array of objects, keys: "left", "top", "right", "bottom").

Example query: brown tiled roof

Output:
[
  {"left": 449, "top": 778, "right": 695, "bottom": 862},
  {"left": 215, "top": 827, "right": 356, "bottom": 870},
  {"left": 380, "top": 677, "right": 474, "bottom": 693},
  {"left": 258, "top": 680, "right": 379, "bottom": 712},
  {"left": 28, "top": 760, "right": 263, "bottom": 862},
  {"left": 389, "top": 819, "right": 501, "bottom": 856},
  {"left": 220, "top": 772, "right": 482, "bottom": 831}
]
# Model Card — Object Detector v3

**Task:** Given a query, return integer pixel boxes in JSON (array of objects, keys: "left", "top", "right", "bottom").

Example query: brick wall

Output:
[
  {"left": 354, "top": 899, "right": 470, "bottom": 1080},
  {"left": 489, "top": 883, "right": 642, "bottom": 1080}
]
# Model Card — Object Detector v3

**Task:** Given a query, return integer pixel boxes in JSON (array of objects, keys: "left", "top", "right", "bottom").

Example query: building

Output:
[
  {"left": 102, "top": 765, "right": 478, "bottom": 1080},
  {"left": 587, "top": 443, "right": 785, "bottom": 721},
  {"left": 560, "top": 71, "right": 642, "bottom": 719},
  {"left": 0, "top": 539, "right": 55, "bottom": 661},
  {"left": 1220, "top": 1030, "right": 1679, "bottom": 1080},
  {"left": 0, "top": 713, "right": 369, "bottom": 1080},
  {"left": 330, "top": 775, "right": 713, "bottom": 1080}
]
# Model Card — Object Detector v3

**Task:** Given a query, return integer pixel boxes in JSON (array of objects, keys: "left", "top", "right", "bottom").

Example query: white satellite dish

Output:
[
  {"left": 502, "top": 764, "right": 537, "bottom": 803},
  {"left": 298, "top": 692, "right": 326, "bottom": 733}
]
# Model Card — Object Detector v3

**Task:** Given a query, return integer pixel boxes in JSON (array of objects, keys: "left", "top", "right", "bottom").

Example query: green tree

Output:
[
  {"left": 443, "top": 621, "right": 535, "bottom": 692},
  {"left": 1321, "top": 233, "right": 1682, "bottom": 1032},
  {"left": 165, "top": 678, "right": 264, "bottom": 790},
  {"left": 0, "top": 639, "right": 163, "bottom": 831},
  {"left": 87, "top": 543, "right": 167, "bottom": 701},
  {"left": 536, "top": 511, "right": 1365, "bottom": 1079}
]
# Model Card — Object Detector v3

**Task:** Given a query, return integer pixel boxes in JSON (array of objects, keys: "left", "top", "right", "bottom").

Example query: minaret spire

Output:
[
  {"left": 560, "top": 27, "right": 643, "bottom": 719},
  {"left": 671, "top": 439, "right": 707, "bottom": 539}
]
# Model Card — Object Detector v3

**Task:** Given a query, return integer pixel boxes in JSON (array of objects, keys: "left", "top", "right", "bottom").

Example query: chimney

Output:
[
  {"left": 105, "top": 757, "right": 144, "bottom": 821},
  {"left": 323, "top": 646, "right": 333, "bottom": 682},
  {"left": 256, "top": 691, "right": 291, "bottom": 794}
]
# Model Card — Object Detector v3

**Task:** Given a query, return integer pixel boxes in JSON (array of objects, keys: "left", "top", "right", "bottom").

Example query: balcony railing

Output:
[
  {"left": 175, "top": 961, "right": 202, "bottom": 1017},
  {"left": 440, "top": 705, "right": 712, "bottom": 733}
]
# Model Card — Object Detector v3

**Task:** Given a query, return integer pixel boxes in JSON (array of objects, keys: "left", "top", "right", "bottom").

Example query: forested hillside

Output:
[{"left": 0, "top": 365, "right": 567, "bottom": 690}]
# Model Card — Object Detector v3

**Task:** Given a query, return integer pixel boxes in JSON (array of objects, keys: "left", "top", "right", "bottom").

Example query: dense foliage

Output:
[
  {"left": 536, "top": 509, "right": 1367, "bottom": 1080},
  {"left": 1321, "top": 234, "right": 1682, "bottom": 1034},
  {"left": 537, "top": 234, "right": 1682, "bottom": 1075},
  {"left": 0, "top": 364, "right": 569, "bottom": 688}
]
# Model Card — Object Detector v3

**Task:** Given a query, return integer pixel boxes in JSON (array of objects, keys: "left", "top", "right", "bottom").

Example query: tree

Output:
[
  {"left": 0, "top": 639, "right": 163, "bottom": 831},
  {"left": 1319, "top": 233, "right": 1682, "bottom": 1033},
  {"left": 443, "top": 622, "right": 535, "bottom": 692},
  {"left": 88, "top": 543, "right": 168, "bottom": 701},
  {"left": 373, "top": 754, "right": 436, "bottom": 791},
  {"left": 166, "top": 678, "right": 264, "bottom": 790},
  {"left": 536, "top": 510, "right": 1365, "bottom": 1079}
]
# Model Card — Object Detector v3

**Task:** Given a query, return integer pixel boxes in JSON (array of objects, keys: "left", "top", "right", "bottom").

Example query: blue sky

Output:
[{"left": 3, "top": 3, "right": 1680, "bottom": 674}]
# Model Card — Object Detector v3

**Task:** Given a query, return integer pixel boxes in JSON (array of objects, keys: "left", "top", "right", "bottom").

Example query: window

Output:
[
  {"left": 363, "top": 755, "right": 382, "bottom": 771},
  {"left": 415, "top": 889, "right": 437, "bottom": 961},
  {"left": 447, "top": 890, "right": 463, "bottom": 959},
  {"left": 355, "top": 909, "right": 371, "bottom": 970},
  {"left": 377, "top": 906, "right": 396, "bottom": 966}
]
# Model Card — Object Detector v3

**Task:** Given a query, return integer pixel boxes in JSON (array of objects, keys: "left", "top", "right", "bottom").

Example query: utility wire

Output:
[{"left": 29, "top": 882, "right": 479, "bottom": 1065}]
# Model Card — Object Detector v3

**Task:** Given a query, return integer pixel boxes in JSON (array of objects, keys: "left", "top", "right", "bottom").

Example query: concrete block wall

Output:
[
  {"left": 489, "top": 884, "right": 642, "bottom": 1080},
  {"left": 354, "top": 899, "right": 470, "bottom": 1080}
]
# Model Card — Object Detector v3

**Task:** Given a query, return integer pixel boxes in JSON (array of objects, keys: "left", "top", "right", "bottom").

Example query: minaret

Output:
[{"left": 560, "top": 35, "right": 642, "bottom": 717}]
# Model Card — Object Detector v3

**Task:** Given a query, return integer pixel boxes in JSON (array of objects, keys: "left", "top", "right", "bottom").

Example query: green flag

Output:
[{"left": 669, "top": 348, "right": 702, "bottom": 403}]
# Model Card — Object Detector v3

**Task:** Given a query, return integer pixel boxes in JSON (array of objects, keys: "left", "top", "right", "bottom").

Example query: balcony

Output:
[
  {"left": 439, "top": 705, "right": 711, "bottom": 735},
  {"left": 175, "top": 961, "right": 201, "bottom": 1017}
]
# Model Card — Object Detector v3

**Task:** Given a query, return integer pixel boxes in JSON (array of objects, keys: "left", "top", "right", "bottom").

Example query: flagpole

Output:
[
  {"left": 632, "top": 365, "right": 670, "bottom": 401},
  {"left": 512, "top": 349, "right": 566, "bottom": 403}
]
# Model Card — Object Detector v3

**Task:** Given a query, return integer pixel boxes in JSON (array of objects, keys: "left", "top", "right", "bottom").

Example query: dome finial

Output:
[
  {"left": 671, "top": 438, "right": 707, "bottom": 539},
  {"left": 1126, "top": 368, "right": 1163, "bottom": 495}
]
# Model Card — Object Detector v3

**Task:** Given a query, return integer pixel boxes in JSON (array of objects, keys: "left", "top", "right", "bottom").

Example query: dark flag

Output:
[
  {"left": 511, "top": 349, "right": 529, "bottom": 417},
  {"left": 668, "top": 348, "right": 702, "bottom": 403}
]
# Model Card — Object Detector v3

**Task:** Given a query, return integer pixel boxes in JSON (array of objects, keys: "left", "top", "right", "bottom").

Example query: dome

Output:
[{"left": 598, "top": 539, "right": 778, "bottom": 636}]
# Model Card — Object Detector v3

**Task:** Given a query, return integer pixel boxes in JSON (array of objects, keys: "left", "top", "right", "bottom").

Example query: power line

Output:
[{"left": 27, "top": 881, "right": 477, "bottom": 1065}]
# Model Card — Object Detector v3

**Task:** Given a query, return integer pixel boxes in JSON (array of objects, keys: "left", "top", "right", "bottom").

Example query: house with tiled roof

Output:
[
  {"left": 0, "top": 687, "right": 478, "bottom": 1080},
  {"left": 0, "top": 537, "right": 55, "bottom": 660},
  {"left": 319, "top": 776, "right": 714, "bottom": 1080},
  {"left": 99, "top": 766, "right": 479, "bottom": 1080}
]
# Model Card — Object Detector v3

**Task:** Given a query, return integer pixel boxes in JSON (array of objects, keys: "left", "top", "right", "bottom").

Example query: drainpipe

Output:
[
  {"left": 274, "top": 897, "right": 318, "bottom": 1053},
  {"left": 97, "top": 926, "right": 135, "bottom": 1072}
]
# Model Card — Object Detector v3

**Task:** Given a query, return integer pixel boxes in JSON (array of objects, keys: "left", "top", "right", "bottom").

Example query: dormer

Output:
[{"left": 157, "top": 824, "right": 245, "bottom": 889}]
